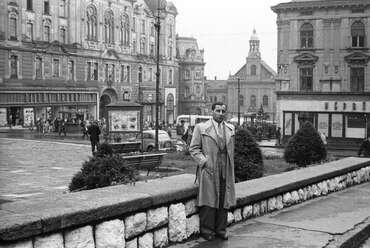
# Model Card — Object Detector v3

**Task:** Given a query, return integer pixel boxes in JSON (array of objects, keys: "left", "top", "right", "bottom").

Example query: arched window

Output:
[
  {"left": 120, "top": 15, "right": 129, "bottom": 46},
  {"left": 250, "top": 95, "right": 256, "bottom": 107},
  {"left": 86, "top": 5, "right": 97, "bottom": 41},
  {"left": 263, "top": 95, "right": 269, "bottom": 106},
  {"left": 300, "top": 23, "right": 313, "bottom": 48},
  {"left": 104, "top": 10, "right": 114, "bottom": 43},
  {"left": 167, "top": 93, "right": 174, "bottom": 110},
  {"left": 239, "top": 95, "right": 244, "bottom": 106},
  {"left": 351, "top": 21, "right": 365, "bottom": 48},
  {"left": 251, "top": 65, "right": 256, "bottom": 75},
  {"left": 123, "top": 91, "right": 130, "bottom": 102}
]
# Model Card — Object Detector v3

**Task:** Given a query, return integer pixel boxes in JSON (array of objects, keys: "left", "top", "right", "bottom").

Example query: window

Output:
[
  {"left": 150, "top": 23, "right": 155, "bottom": 36},
  {"left": 351, "top": 21, "right": 365, "bottom": 48},
  {"left": 251, "top": 65, "right": 256, "bottom": 75},
  {"left": 36, "top": 58, "right": 42, "bottom": 79},
  {"left": 138, "top": 67, "right": 143, "bottom": 83},
  {"left": 169, "top": 69, "right": 172, "bottom": 84},
  {"left": 126, "top": 65, "right": 130, "bottom": 82},
  {"left": 123, "top": 91, "right": 130, "bottom": 102},
  {"left": 184, "top": 87, "right": 190, "bottom": 98},
  {"left": 133, "top": 17, "right": 136, "bottom": 32},
  {"left": 150, "top": 43, "right": 154, "bottom": 55},
  {"left": 195, "top": 70, "right": 201, "bottom": 79},
  {"left": 350, "top": 67, "right": 364, "bottom": 92},
  {"left": 214, "top": 96, "right": 218, "bottom": 102},
  {"left": 300, "top": 23, "right": 313, "bottom": 48},
  {"left": 59, "top": 0, "right": 66, "bottom": 17},
  {"left": 10, "top": 55, "right": 18, "bottom": 78},
  {"left": 105, "top": 64, "right": 109, "bottom": 81},
  {"left": 141, "top": 20, "right": 145, "bottom": 34},
  {"left": 210, "top": 96, "right": 213, "bottom": 102},
  {"left": 239, "top": 95, "right": 244, "bottom": 106},
  {"left": 120, "top": 15, "right": 129, "bottom": 46},
  {"left": 168, "top": 24, "right": 172, "bottom": 38},
  {"left": 111, "top": 65, "right": 115, "bottom": 81},
  {"left": 168, "top": 46, "right": 172, "bottom": 60},
  {"left": 69, "top": 60, "right": 75, "bottom": 80},
  {"left": 300, "top": 68, "right": 313, "bottom": 91},
  {"left": 86, "top": 5, "right": 97, "bottom": 41},
  {"left": 53, "top": 59, "right": 59, "bottom": 77},
  {"left": 250, "top": 95, "right": 256, "bottom": 107},
  {"left": 27, "top": 0, "right": 33, "bottom": 11},
  {"left": 26, "top": 23, "right": 33, "bottom": 41},
  {"left": 9, "top": 16, "right": 17, "bottom": 39},
  {"left": 196, "top": 86, "right": 201, "bottom": 93},
  {"left": 148, "top": 68, "right": 153, "bottom": 82},
  {"left": 263, "top": 95, "right": 269, "bottom": 106},
  {"left": 104, "top": 10, "right": 114, "bottom": 43},
  {"left": 140, "top": 39, "right": 146, "bottom": 54},
  {"left": 44, "top": 0, "right": 50, "bottom": 14},
  {"left": 133, "top": 40, "right": 136, "bottom": 53},
  {"left": 185, "top": 69, "right": 190, "bottom": 79},
  {"left": 93, "top": 63, "right": 98, "bottom": 80},
  {"left": 167, "top": 93, "right": 174, "bottom": 111},
  {"left": 222, "top": 96, "right": 226, "bottom": 103},
  {"left": 44, "top": 25, "right": 50, "bottom": 42},
  {"left": 60, "top": 28, "right": 66, "bottom": 43}
]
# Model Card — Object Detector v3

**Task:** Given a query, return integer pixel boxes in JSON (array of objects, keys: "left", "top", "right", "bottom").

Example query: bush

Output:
[
  {"left": 283, "top": 122, "right": 327, "bottom": 167},
  {"left": 234, "top": 129, "right": 264, "bottom": 182},
  {"left": 96, "top": 143, "right": 113, "bottom": 158},
  {"left": 69, "top": 154, "right": 140, "bottom": 192}
]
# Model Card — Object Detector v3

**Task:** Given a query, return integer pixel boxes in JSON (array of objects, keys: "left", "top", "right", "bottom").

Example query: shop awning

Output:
[{"left": 58, "top": 110, "right": 88, "bottom": 115}]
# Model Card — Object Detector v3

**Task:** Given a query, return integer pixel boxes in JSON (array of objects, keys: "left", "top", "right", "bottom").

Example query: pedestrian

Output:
[
  {"left": 29, "top": 117, "right": 34, "bottom": 131},
  {"left": 275, "top": 127, "right": 281, "bottom": 146},
  {"left": 81, "top": 120, "right": 88, "bottom": 140},
  {"left": 58, "top": 119, "right": 66, "bottom": 136},
  {"left": 358, "top": 136, "right": 370, "bottom": 158},
  {"left": 320, "top": 131, "right": 327, "bottom": 146},
  {"left": 87, "top": 120, "right": 101, "bottom": 155},
  {"left": 189, "top": 102, "right": 236, "bottom": 242},
  {"left": 166, "top": 125, "right": 172, "bottom": 138},
  {"left": 8, "top": 114, "right": 12, "bottom": 129},
  {"left": 177, "top": 120, "right": 186, "bottom": 136},
  {"left": 44, "top": 120, "right": 50, "bottom": 135}
]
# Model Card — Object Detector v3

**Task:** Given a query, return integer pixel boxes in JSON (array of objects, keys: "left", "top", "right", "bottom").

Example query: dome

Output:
[{"left": 250, "top": 29, "right": 259, "bottom": 40}]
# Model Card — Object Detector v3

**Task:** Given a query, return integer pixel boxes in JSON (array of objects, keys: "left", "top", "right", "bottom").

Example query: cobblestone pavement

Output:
[{"left": 0, "top": 138, "right": 91, "bottom": 202}]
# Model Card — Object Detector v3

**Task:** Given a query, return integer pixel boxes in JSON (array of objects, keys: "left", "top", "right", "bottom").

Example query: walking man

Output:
[
  {"left": 189, "top": 102, "right": 236, "bottom": 241},
  {"left": 87, "top": 120, "right": 101, "bottom": 155}
]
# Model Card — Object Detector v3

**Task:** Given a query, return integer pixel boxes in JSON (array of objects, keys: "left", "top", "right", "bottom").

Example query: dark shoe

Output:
[
  {"left": 216, "top": 233, "right": 228, "bottom": 240},
  {"left": 202, "top": 233, "right": 214, "bottom": 241}
]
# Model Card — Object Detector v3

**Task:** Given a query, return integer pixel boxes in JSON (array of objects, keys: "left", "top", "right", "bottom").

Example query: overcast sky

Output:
[{"left": 169, "top": 0, "right": 285, "bottom": 80}]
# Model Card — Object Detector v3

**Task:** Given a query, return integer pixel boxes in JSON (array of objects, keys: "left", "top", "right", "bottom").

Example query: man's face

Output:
[{"left": 212, "top": 104, "right": 226, "bottom": 123}]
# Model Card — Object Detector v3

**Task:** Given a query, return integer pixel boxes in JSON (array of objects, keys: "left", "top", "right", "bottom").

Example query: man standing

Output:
[
  {"left": 189, "top": 102, "right": 236, "bottom": 241},
  {"left": 87, "top": 120, "right": 101, "bottom": 154},
  {"left": 358, "top": 136, "right": 370, "bottom": 157}
]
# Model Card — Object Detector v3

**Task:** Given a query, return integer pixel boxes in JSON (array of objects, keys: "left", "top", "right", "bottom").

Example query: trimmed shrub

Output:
[
  {"left": 284, "top": 122, "right": 327, "bottom": 167},
  {"left": 234, "top": 128, "right": 264, "bottom": 182},
  {"left": 96, "top": 142, "right": 113, "bottom": 157},
  {"left": 69, "top": 154, "right": 140, "bottom": 192}
]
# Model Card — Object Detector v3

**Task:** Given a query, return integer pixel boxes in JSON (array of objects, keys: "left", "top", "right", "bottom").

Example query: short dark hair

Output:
[{"left": 212, "top": 102, "right": 227, "bottom": 111}]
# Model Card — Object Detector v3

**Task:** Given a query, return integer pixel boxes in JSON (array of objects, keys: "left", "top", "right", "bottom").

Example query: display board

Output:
[
  {"left": 23, "top": 107, "right": 34, "bottom": 127},
  {"left": 0, "top": 108, "right": 7, "bottom": 127},
  {"left": 108, "top": 110, "right": 140, "bottom": 132}
]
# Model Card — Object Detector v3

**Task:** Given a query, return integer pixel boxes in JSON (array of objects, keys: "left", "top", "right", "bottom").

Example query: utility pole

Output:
[
  {"left": 154, "top": 0, "right": 161, "bottom": 151},
  {"left": 237, "top": 77, "right": 241, "bottom": 126}
]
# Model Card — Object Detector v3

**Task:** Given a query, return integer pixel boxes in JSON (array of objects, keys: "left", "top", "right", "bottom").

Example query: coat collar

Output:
[{"left": 204, "top": 119, "right": 233, "bottom": 147}]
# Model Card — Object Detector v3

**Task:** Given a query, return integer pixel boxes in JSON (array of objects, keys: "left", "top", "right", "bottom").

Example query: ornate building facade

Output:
[
  {"left": 176, "top": 36, "right": 207, "bottom": 116},
  {"left": 206, "top": 30, "right": 276, "bottom": 123},
  {"left": 0, "top": 0, "right": 178, "bottom": 127},
  {"left": 272, "top": 0, "right": 370, "bottom": 142}
]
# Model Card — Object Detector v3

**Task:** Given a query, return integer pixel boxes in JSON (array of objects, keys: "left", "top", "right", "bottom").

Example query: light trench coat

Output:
[{"left": 189, "top": 120, "right": 236, "bottom": 209}]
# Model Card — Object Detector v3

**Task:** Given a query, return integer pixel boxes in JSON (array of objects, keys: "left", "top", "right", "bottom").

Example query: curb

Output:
[{"left": 325, "top": 217, "right": 370, "bottom": 248}]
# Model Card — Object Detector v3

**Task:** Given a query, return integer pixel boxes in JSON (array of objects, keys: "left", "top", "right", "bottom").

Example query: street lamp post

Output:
[
  {"left": 237, "top": 77, "right": 241, "bottom": 126},
  {"left": 154, "top": 0, "right": 161, "bottom": 151}
]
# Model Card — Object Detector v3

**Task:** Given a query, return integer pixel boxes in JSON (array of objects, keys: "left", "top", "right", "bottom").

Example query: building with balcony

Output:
[
  {"left": 176, "top": 36, "right": 207, "bottom": 116},
  {"left": 272, "top": 0, "right": 370, "bottom": 143},
  {"left": 0, "top": 0, "right": 178, "bottom": 127}
]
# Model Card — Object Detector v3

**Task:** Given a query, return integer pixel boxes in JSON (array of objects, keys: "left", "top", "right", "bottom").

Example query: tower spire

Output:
[{"left": 249, "top": 28, "right": 260, "bottom": 57}]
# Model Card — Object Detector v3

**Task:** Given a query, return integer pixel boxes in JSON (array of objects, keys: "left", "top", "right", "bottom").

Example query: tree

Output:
[
  {"left": 234, "top": 128, "right": 264, "bottom": 182},
  {"left": 284, "top": 121, "right": 327, "bottom": 167}
]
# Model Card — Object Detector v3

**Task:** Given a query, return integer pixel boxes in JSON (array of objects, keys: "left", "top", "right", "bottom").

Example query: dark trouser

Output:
[
  {"left": 59, "top": 128, "right": 66, "bottom": 136},
  {"left": 199, "top": 179, "right": 228, "bottom": 236},
  {"left": 91, "top": 140, "right": 99, "bottom": 153}
]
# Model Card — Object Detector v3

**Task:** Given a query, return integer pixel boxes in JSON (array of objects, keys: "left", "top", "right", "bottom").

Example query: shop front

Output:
[{"left": 0, "top": 91, "right": 99, "bottom": 128}]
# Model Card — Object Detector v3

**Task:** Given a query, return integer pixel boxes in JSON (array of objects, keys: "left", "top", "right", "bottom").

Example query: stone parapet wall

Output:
[{"left": 1, "top": 157, "right": 369, "bottom": 248}]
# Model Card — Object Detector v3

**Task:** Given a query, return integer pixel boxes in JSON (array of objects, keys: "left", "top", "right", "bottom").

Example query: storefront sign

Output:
[
  {"left": 23, "top": 108, "right": 34, "bottom": 127},
  {"left": 0, "top": 108, "right": 7, "bottom": 127}
]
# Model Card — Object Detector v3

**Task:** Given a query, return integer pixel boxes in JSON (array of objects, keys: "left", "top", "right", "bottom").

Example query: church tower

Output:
[{"left": 249, "top": 28, "right": 261, "bottom": 57}]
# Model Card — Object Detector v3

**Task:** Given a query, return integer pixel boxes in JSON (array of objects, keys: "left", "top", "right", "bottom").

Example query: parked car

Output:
[{"left": 132, "top": 130, "right": 185, "bottom": 152}]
